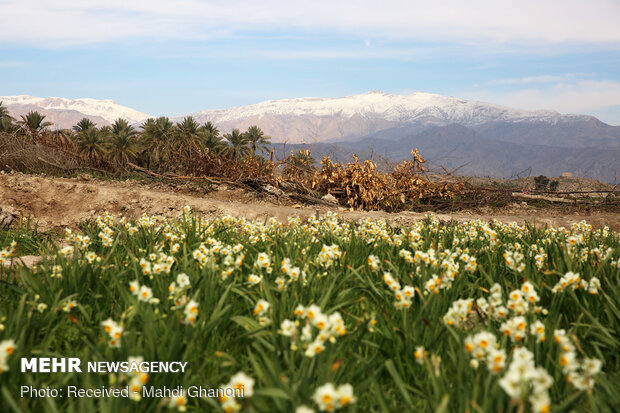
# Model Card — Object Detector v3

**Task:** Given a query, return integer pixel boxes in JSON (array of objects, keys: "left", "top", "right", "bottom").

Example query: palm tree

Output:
[
  {"left": 202, "top": 121, "right": 219, "bottom": 137},
  {"left": 0, "top": 116, "right": 15, "bottom": 133},
  {"left": 244, "top": 125, "right": 271, "bottom": 156},
  {"left": 50, "top": 129, "right": 74, "bottom": 149},
  {"left": 107, "top": 128, "right": 138, "bottom": 170},
  {"left": 111, "top": 118, "right": 137, "bottom": 138},
  {"left": 0, "top": 102, "right": 16, "bottom": 133},
  {"left": 141, "top": 116, "right": 174, "bottom": 171},
  {"left": 106, "top": 119, "right": 138, "bottom": 169},
  {"left": 0, "top": 102, "right": 14, "bottom": 121},
  {"left": 283, "top": 149, "right": 316, "bottom": 180},
  {"left": 76, "top": 126, "right": 106, "bottom": 164},
  {"left": 0, "top": 101, "right": 10, "bottom": 118},
  {"left": 18, "top": 111, "right": 52, "bottom": 143},
  {"left": 222, "top": 128, "right": 250, "bottom": 160},
  {"left": 174, "top": 116, "right": 205, "bottom": 162},
  {"left": 73, "top": 118, "right": 96, "bottom": 133},
  {"left": 202, "top": 121, "right": 224, "bottom": 153}
]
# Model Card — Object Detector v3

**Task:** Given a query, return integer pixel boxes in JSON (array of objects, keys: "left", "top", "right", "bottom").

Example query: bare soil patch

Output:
[{"left": 1, "top": 172, "right": 619, "bottom": 230}]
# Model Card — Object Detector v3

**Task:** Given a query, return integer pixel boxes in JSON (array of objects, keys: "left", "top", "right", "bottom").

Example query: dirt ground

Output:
[{"left": 1, "top": 171, "right": 619, "bottom": 231}]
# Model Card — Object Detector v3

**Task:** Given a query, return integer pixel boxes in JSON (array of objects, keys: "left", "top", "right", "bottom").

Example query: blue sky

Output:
[{"left": 1, "top": 0, "right": 619, "bottom": 124}]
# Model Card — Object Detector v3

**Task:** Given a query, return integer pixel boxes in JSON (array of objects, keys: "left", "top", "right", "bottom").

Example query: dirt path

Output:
[{"left": 1, "top": 172, "right": 619, "bottom": 230}]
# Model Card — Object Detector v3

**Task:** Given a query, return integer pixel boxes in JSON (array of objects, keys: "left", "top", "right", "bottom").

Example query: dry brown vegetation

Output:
[
  {"left": 0, "top": 120, "right": 466, "bottom": 212},
  {"left": 1, "top": 105, "right": 618, "bottom": 216},
  {"left": 303, "top": 151, "right": 464, "bottom": 211},
  {"left": 0, "top": 132, "right": 86, "bottom": 174}
]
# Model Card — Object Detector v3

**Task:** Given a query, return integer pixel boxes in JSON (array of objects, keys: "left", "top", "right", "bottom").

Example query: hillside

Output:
[
  {"left": 281, "top": 124, "right": 620, "bottom": 183},
  {"left": 0, "top": 95, "right": 151, "bottom": 127},
  {"left": 2, "top": 91, "right": 619, "bottom": 182}
]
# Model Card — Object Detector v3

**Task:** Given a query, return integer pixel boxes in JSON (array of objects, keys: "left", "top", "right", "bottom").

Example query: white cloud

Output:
[
  {"left": 464, "top": 79, "right": 620, "bottom": 124},
  {"left": 0, "top": 0, "right": 619, "bottom": 48}
]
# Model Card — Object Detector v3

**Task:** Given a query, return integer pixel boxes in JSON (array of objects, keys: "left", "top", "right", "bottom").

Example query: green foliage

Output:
[
  {"left": 73, "top": 118, "right": 96, "bottom": 133},
  {"left": 203, "top": 121, "right": 225, "bottom": 154},
  {"left": 107, "top": 119, "right": 139, "bottom": 169},
  {"left": 0, "top": 102, "right": 17, "bottom": 133},
  {"left": 18, "top": 111, "right": 53, "bottom": 142},
  {"left": 534, "top": 175, "right": 550, "bottom": 191},
  {"left": 282, "top": 149, "right": 316, "bottom": 181},
  {"left": 549, "top": 181, "right": 559, "bottom": 192},
  {"left": 244, "top": 125, "right": 272, "bottom": 156},
  {"left": 75, "top": 126, "right": 107, "bottom": 163},
  {"left": 140, "top": 116, "right": 175, "bottom": 171},
  {"left": 0, "top": 213, "right": 618, "bottom": 412},
  {"left": 223, "top": 128, "right": 250, "bottom": 160}
]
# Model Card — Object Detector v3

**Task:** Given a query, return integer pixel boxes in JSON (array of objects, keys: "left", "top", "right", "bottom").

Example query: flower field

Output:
[{"left": 0, "top": 209, "right": 619, "bottom": 412}]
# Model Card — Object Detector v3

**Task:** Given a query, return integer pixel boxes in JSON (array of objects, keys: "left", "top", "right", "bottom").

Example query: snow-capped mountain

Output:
[
  {"left": 1, "top": 95, "right": 151, "bottom": 126},
  {"left": 194, "top": 90, "right": 563, "bottom": 125},
  {"left": 1, "top": 91, "right": 617, "bottom": 148},
  {"left": 1, "top": 91, "right": 619, "bottom": 181},
  {"left": 187, "top": 90, "right": 600, "bottom": 143}
]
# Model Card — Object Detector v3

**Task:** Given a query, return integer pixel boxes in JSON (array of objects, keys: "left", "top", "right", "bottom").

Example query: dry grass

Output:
[{"left": 307, "top": 150, "right": 464, "bottom": 211}]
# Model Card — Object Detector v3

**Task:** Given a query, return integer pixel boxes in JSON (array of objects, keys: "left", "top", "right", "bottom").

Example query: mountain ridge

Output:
[
  {"left": 281, "top": 123, "right": 620, "bottom": 183},
  {"left": 186, "top": 90, "right": 591, "bottom": 142},
  {"left": 2, "top": 91, "right": 609, "bottom": 139},
  {"left": 1, "top": 95, "right": 151, "bottom": 126},
  {"left": 1, "top": 92, "right": 619, "bottom": 181}
]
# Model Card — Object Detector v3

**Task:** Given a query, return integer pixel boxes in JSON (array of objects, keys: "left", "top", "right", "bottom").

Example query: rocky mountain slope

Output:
[
  {"left": 0, "top": 95, "right": 151, "bottom": 127},
  {"left": 2, "top": 91, "right": 618, "bottom": 181},
  {"left": 188, "top": 90, "right": 616, "bottom": 144}
]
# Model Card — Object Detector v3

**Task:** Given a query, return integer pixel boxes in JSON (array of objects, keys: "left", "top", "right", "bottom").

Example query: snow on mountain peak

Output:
[
  {"left": 193, "top": 91, "right": 561, "bottom": 126},
  {"left": 0, "top": 95, "right": 151, "bottom": 124}
]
